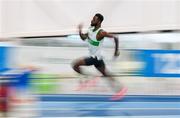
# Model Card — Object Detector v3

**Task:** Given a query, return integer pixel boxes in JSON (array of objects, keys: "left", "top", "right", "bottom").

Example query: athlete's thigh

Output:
[
  {"left": 72, "top": 57, "right": 94, "bottom": 66},
  {"left": 84, "top": 57, "right": 95, "bottom": 66},
  {"left": 94, "top": 60, "right": 106, "bottom": 75}
]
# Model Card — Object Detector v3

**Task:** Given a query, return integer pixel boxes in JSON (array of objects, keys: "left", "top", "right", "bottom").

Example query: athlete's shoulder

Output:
[
  {"left": 98, "top": 29, "right": 107, "bottom": 36},
  {"left": 96, "top": 29, "right": 107, "bottom": 40}
]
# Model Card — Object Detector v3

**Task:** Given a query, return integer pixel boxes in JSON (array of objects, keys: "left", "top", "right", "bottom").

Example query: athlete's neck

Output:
[{"left": 93, "top": 24, "right": 101, "bottom": 32}]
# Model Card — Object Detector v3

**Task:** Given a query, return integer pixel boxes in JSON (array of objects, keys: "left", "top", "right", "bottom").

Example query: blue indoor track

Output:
[{"left": 38, "top": 94, "right": 180, "bottom": 117}]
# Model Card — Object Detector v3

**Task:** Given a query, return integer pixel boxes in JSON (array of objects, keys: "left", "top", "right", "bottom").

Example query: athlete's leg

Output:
[
  {"left": 93, "top": 59, "right": 113, "bottom": 79},
  {"left": 94, "top": 60, "right": 117, "bottom": 87},
  {"left": 95, "top": 59, "right": 125, "bottom": 91},
  {"left": 72, "top": 57, "right": 94, "bottom": 75},
  {"left": 72, "top": 58, "right": 86, "bottom": 74},
  {"left": 95, "top": 65, "right": 117, "bottom": 86},
  {"left": 72, "top": 57, "right": 97, "bottom": 91},
  {"left": 95, "top": 64, "right": 127, "bottom": 100}
]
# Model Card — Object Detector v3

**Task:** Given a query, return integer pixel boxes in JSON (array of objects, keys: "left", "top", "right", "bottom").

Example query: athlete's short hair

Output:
[{"left": 95, "top": 13, "right": 104, "bottom": 23}]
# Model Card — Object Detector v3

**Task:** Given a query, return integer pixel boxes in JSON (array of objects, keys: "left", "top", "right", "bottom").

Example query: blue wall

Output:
[
  {"left": 0, "top": 46, "right": 9, "bottom": 71},
  {"left": 135, "top": 50, "right": 180, "bottom": 77}
]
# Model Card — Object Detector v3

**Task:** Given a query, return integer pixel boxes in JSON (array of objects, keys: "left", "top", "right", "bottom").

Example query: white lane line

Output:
[
  {"left": 39, "top": 108, "right": 180, "bottom": 110},
  {"left": 41, "top": 116, "right": 180, "bottom": 118},
  {"left": 38, "top": 95, "right": 180, "bottom": 98},
  {"left": 39, "top": 101, "right": 180, "bottom": 103}
]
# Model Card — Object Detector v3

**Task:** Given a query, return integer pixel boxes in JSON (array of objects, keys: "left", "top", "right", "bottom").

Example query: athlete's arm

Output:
[
  {"left": 98, "top": 31, "right": 120, "bottom": 57},
  {"left": 78, "top": 24, "right": 87, "bottom": 41}
]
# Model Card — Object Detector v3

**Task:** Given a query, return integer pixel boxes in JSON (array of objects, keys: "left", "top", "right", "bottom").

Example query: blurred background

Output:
[{"left": 0, "top": 0, "right": 180, "bottom": 117}]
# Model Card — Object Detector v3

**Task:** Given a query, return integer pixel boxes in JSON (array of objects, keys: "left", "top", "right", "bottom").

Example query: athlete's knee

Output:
[
  {"left": 72, "top": 62, "right": 78, "bottom": 70},
  {"left": 72, "top": 58, "right": 86, "bottom": 74},
  {"left": 71, "top": 61, "right": 80, "bottom": 73}
]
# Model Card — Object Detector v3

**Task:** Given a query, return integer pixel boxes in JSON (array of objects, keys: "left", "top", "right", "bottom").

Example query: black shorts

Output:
[{"left": 84, "top": 56, "right": 105, "bottom": 68}]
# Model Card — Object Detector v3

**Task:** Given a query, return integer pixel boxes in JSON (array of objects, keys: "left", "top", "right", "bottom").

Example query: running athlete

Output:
[{"left": 72, "top": 13, "right": 126, "bottom": 99}]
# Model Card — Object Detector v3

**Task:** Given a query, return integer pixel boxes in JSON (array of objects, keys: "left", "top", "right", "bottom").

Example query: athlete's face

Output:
[{"left": 91, "top": 16, "right": 100, "bottom": 26}]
